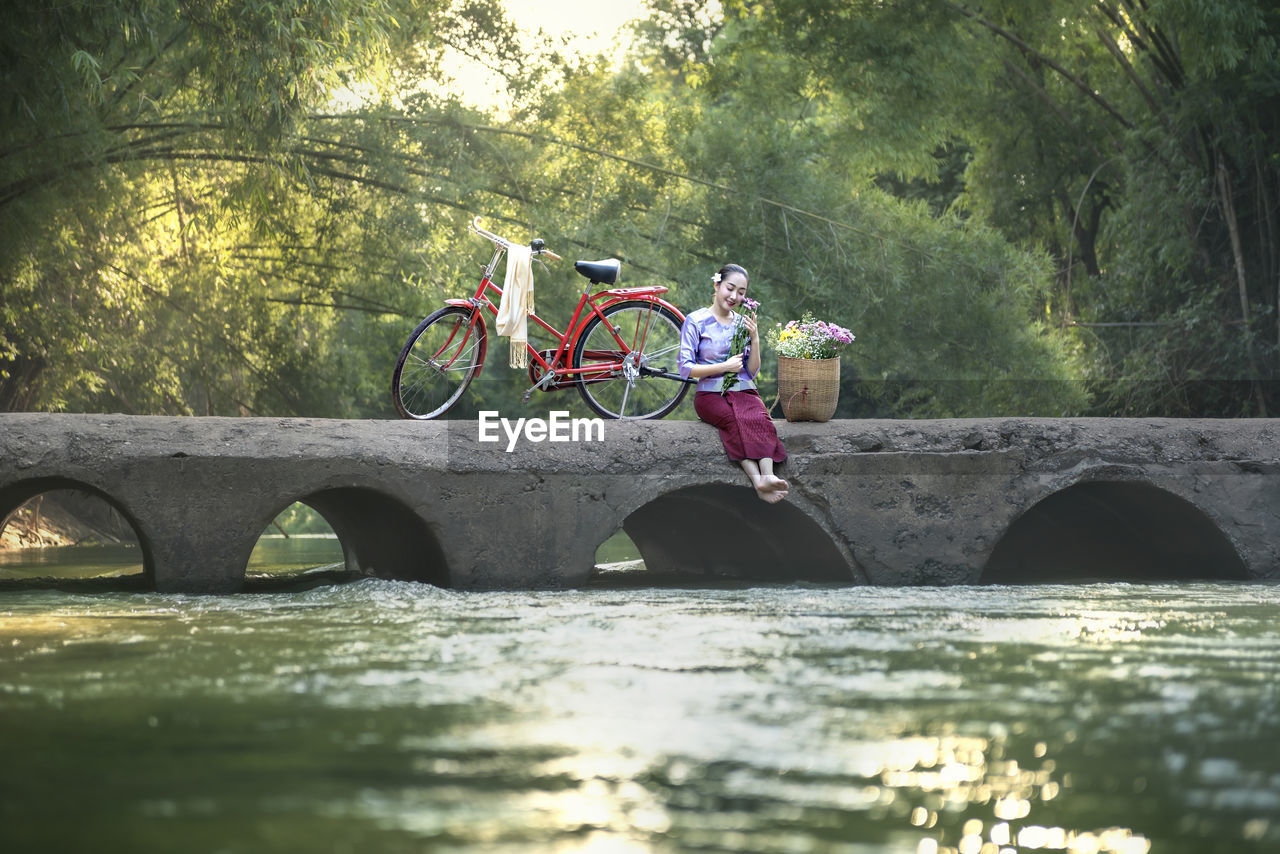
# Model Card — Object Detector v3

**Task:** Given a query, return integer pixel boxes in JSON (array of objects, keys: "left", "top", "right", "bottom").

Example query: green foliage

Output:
[
  {"left": 268, "top": 502, "right": 335, "bottom": 536},
  {"left": 0, "top": 0, "right": 516, "bottom": 416},
  {"left": 14, "top": 0, "right": 1219, "bottom": 420},
  {"left": 622, "top": 7, "right": 1086, "bottom": 416},
  {"left": 757, "top": 0, "right": 1280, "bottom": 415}
]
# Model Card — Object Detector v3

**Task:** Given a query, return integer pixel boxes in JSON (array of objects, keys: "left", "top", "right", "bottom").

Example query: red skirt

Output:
[{"left": 694, "top": 390, "right": 787, "bottom": 463}]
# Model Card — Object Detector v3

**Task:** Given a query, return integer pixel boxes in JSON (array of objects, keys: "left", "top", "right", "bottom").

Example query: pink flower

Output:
[{"left": 767, "top": 311, "right": 855, "bottom": 359}]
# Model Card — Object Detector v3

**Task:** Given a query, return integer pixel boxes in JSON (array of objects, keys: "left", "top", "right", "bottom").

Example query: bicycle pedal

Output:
[{"left": 521, "top": 391, "right": 533, "bottom": 403}]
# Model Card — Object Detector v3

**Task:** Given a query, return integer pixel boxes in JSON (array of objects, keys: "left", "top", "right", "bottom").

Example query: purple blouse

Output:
[{"left": 678, "top": 307, "right": 759, "bottom": 393}]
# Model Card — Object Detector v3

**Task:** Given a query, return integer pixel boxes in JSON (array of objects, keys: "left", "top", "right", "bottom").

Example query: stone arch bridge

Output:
[{"left": 2, "top": 414, "right": 1278, "bottom": 592}]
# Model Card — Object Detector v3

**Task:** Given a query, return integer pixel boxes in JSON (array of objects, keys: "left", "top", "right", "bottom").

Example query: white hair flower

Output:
[{"left": 712, "top": 272, "right": 722, "bottom": 284}]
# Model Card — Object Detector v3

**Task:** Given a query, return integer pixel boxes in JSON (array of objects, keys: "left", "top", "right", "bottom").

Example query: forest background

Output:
[{"left": 2, "top": 0, "right": 1277, "bottom": 421}]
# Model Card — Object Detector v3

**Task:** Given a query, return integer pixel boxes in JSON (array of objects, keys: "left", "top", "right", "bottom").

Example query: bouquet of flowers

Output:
[
  {"left": 720, "top": 297, "right": 760, "bottom": 394},
  {"left": 769, "top": 312, "right": 855, "bottom": 360}
]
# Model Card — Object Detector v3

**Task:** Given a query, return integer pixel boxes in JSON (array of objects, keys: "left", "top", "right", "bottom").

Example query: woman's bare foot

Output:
[{"left": 754, "top": 475, "right": 790, "bottom": 503}]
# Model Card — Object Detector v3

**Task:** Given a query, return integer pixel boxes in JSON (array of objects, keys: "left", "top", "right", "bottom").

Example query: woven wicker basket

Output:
[{"left": 778, "top": 356, "right": 840, "bottom": 422}]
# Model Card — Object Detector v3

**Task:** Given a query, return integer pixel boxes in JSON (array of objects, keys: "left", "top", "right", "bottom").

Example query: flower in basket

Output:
[
  {"left": 768, "top": 312, "right": 855, "bottom": 360},
  {"left": 720, "top": 297, "right": 761, "bottom": 394},
  {"left": 770, "top": 312, "right": 852, "bottom": 422}
]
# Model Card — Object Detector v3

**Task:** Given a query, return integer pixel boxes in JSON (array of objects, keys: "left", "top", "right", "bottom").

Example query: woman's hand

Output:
[{"left": 722, "top": 353, "right": 745, "bottom": 374}]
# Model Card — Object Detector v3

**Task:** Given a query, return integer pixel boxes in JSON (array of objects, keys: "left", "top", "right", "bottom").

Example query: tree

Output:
[
  {"left": 488, "top": 11, "right": 1088, "bottom": 417},
  {"left": 1, "top": 0, "right": 1092, "bottom": 419},
  {"left": 757, "top": 0, "right": 1280, "bottom": 415},
  {"left": 0, "top": 0, "right": 520, "bottom": 414}
]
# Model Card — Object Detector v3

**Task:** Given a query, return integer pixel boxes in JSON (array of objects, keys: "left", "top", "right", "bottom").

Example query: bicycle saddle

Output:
[{"left": 574, "top": 258, "right": 621, "bottom": 285}]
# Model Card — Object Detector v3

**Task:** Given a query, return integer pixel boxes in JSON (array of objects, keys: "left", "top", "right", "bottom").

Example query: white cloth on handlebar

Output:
[{"left": 495, "top": 244, "right": 534, "bottom": 368}]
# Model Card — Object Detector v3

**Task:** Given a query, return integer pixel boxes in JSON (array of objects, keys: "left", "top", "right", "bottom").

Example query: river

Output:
[{"left": 2, "top": 563, "right": 1279, "bottom": 853}]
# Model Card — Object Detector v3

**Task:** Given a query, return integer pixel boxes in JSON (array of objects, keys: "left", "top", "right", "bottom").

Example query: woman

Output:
[{"left": 678, "top": 264, "right": 789, "bottom": 503}]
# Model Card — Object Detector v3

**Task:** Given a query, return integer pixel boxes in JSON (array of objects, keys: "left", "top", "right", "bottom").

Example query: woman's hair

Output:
[{"left": 713, "top": 263, "right": 749, "bottom": 285}]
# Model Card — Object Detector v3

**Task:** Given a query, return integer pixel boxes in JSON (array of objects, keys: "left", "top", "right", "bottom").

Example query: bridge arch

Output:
[
  {"left": 981, "top": 479, "right": 1249, "bottom": 584},
  {"left": 611, "top": 483, "right": 859, "bottom": 583},
  {"left": 0, "top": 476, "right": 153, "bottom": 587},
  {"left": 246, "top": 487, "right": 448, "bottom": 587}
]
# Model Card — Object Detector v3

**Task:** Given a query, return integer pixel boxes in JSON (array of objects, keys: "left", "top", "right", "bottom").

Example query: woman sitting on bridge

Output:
[{"left": 678, "top": 264, "right": 789, "bottom": 503}]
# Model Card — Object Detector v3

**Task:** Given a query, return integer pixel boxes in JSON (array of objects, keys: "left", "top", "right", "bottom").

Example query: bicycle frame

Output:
[{"left": 446, "top": 226, "right": 683, "bottom": 392}]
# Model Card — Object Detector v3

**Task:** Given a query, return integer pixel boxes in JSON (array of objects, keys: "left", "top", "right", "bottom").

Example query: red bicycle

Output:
[{"left": 392, "top": 217, "right": 691, "bottom": 420}]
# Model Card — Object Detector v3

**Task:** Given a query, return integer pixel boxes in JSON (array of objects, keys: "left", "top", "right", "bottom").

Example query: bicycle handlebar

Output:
[
  {"left": 471, "top": 216, "right": 560, "bottom": 262},
  {"left": 470, "top": 216, "right": 503, "bottom": 245}
]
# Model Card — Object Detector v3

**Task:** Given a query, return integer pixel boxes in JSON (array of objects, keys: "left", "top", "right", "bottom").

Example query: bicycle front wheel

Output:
[
  {"left": 573, "top": 300, "right": 690, "bottom": 419},
  {"left": 392, "top": 305, "right": 487, "bottom": 419}
]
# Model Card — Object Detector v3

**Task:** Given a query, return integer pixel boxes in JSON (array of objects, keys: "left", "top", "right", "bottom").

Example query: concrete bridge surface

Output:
[{"left": 2, "top": 414, "right": 1279, "bottom": 593}]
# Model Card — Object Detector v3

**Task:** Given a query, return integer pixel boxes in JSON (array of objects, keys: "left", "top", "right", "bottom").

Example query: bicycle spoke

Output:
[
  {"left": 618, "top": 381, "right": 633, "bottom": 417},
  {"left": 573, "top": 301, "right": 690, "bottom": 420},
  {"left": 642, "top": 343, "right": 680, "bottom": 359}
]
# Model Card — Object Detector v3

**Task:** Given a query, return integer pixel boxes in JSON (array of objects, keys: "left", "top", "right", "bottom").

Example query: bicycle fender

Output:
[
  {"left": 567, "top": 295, "right": 687, "bottom": 358},
  {"left": 592, "top": 294, "right": 685, "bottom": 320},
  {"left": 443, "top": 301, "right": 489, "bottom": 378},
  {"left": 654, "top": 297, "right": 685, "bottom": 321}
]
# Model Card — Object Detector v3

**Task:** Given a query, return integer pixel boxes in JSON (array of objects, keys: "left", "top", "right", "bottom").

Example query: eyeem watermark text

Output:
[{"left": 478, "top": 410, "right": 605, "bottom": 452}]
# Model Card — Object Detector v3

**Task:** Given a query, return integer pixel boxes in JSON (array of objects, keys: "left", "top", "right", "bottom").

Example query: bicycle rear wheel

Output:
[
  {"left": 392, "top": 306, "right": 487, "bottom": 419},
  {"left": 572, "top": 300, "right": 690, "bottom": 419}
]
